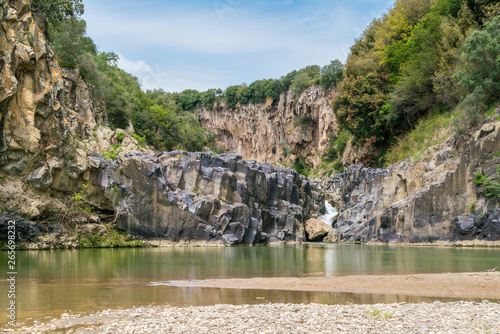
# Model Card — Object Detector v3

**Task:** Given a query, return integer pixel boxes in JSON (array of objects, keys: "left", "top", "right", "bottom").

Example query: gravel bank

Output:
[{"left": 11, "top": 301, "right": 500, "bottom": 333}]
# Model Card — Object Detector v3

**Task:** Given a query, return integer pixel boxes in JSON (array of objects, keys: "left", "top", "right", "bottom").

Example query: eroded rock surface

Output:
[
  {"left": 324, "top": 120, "right": 500, "bottom": 243},
  {"left": 0, "top": 0, "right": 152, "bottom": 220},
  {"left": 199, "top": 87, "right": 338, "bottom": 168},
  {"left": 96, "top": 151, "right": 325, "bottom": 245}
]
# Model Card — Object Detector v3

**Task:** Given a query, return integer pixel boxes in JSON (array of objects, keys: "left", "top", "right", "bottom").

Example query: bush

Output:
[
  {"left": 332, "top": 159, "right": 344, "bottom": 173},
  {"left": 293, "top": 156, "right": 309, "bottom": 177},
  {"left": 475, "top": 173, "right": 485, "bottom": 185},
  {"left": 451, "top": 15, "right": 500, "bottom": 135},
  {"left": 323, "top": 130, "right": 350, "bottom": 162},
  {"left": 333, "top": 73, "right": 388, "bottom": 145},
  {"left": 455, "top": 15, "right": 500, "bottom": 102}
]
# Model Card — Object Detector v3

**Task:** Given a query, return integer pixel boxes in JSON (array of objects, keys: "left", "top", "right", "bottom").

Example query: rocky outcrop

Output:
[
  {"left": 304, "top": 218, "right": 333, "bottom": 241},
  {"left": 95, "top": 151, "right": 325, "bottom": 245},
  {"left": 0, "top": 0, "right": 152, "bottom": 220},
  {"left": 324, "top": 119, "right": 500, "bottom": 243},
  {"left": 199, "top": 87, "right": 337, "bottom": 168}
]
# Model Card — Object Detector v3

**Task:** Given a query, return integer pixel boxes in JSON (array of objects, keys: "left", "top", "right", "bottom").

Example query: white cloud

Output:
[
  {"left": 117, "top": 55, "right": 152, "bottom": 73},
  {"left": 84, "top": 1, "right": 390, "bottom": 92},
  {"left": 86, "top": 6, "right": 358, "bottom": 59},
  {"left": 116, "top": 54, "right": 232, "bottom": 92}
]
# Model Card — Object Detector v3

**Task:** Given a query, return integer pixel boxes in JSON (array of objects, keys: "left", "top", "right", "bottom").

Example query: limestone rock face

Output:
[
  {"left": 199, "top": 87, "right": 337, "bottom": 168},
  {"left": 324, "top": 120, "right": 500, "bottom": 243},
  {"left": 96, "top": 151, "right": 325, "bottom": 245},
  {"left": 0, "top": 0, "right": 150, "bottom": 219},
  {"left": 305, "top": 218, "right": 333, "bottom": 241}
]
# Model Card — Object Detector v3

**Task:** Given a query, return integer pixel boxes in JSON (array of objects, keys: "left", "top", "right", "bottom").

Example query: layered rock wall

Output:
[
  {"left": 199, "top": 87, "right": 337, "bottom": 168},
  {"left": 0, "top": 0, "right": 150, "bottom": 219},
  {"left": 324, "top": 119, "right": 500, "bottom": 243},
  {"left": 96, "top": 151, "right": 325, "bottom": 245}
]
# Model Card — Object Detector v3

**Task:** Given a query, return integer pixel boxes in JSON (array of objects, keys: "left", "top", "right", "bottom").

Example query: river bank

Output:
[
  {"left": 10, "top": 300, "right": 500, "bottom": 333},
  {"left": 167, "top": 272, "right": 500, "bottom": 300}
]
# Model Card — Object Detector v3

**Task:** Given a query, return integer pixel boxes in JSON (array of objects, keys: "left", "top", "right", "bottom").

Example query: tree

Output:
[
  {"left": 249, "top": 80, "right": 265, "bottom": 104},
  {"left": 333, "top": 73, "right": 388, "bottom": 145},
  {"left": 320, "top": 59, "right": 344, "bottom": 90},
  {"left": 32, "top": 0, "right": 84, "bottom": 22},
  {"left": 224, "top": 85, "right": 239, "bottom": 109},
  {"left": 455, "top": 15, "right": 500, "bottom": 103},
  {"left": 290, "top": 72, "right": 313, "bottom": 96},
  {"left": 262, "top": 79, "right": 282, "bottom": 101},
  {"left": 176, "top": 89, "right": 201, "bottom": 111}
]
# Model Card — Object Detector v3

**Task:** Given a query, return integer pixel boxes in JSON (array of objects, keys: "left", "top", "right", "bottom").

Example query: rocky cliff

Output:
[
  {"left": 1, "top": 0, "right": 498, "bottom": 247},
  {"left": 0, "top": 0, "right": 149, "bottom": 223},
  {"left": 94, "top": 151, "right": 324, "bottom": 245},
  {"left": 0, "top": 0, "right": 325, "bottom": 246},
  {"left": 323, "top": 116, "right": 500, "bottom": 243},
  {"left": 199, "top": 87, "right": 337, "bottom": 168}
]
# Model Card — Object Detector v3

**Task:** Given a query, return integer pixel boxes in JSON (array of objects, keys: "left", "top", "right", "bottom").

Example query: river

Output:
[{"left": 1, "top": 243, "right": 499, "bottom": 326}]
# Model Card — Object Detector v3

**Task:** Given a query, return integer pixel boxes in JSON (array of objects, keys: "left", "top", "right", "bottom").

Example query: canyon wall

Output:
[
  {"left": 323, "top": 117, "right": 500, "bottom": 243},
  {"left": 1, "top": 0, "right": 498, "bottom": 246},
  {"left": 97, "top": 151, "right": 324, "bottom": 245},
  {"left": 0, "top": 0, "right": 150, "bottom": 220},
  {"left": 0, "top": 0, "right": 325, "bottom": 245},
  {"left": 199, "top": 87, "right": 337, "bottom": 168}
]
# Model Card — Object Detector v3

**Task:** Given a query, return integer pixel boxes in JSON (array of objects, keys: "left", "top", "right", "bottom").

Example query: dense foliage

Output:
[
  {"left": 33, "top": 0, "right": 216, "bottom": 152},
  {"left": 34, "top": 0, "right": 500, "bottom": 166},
  {"left": 333, "top": 0, "right": 500, "bottom": 151},
  {"left": 215, "top": 61, "right": 343, "bottom": 110}
]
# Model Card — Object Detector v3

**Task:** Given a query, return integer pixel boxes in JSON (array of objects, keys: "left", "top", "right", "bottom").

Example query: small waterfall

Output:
[{"left": 318, "top": 201, "right": 338, "bottom": 226}]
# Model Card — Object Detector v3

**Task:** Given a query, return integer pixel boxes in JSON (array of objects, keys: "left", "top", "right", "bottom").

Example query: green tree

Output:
[
  {"left": 455, "top": 15, "right": 500, "bottom": 103},
  {"left": 320, "top": 60, "right": 344, "bottom": 90},
  {"left": 249, "top": 80, "right": 266, "bottom": 104},
  {"left": 262, "top": 79, "right": 282, "bottom": 101},
  {"left": 176, "top": 89, "right": 201, "bottom": 111},
  {"left": 224, "top": 85, "right": 239, "bottom": 109},
  {"left": 31, "top": 0, "right": 84, "bottom": 24},
  {"left": 237, "top": 85, "right": 252, "bottom": 105},
  {"left": 333, "top": 73, "right": 388, "bottom": 145}
]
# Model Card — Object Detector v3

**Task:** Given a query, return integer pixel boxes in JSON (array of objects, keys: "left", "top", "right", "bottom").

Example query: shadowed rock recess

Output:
[{"left": 96, "top": 152, "right": 324, "bottom": 245}]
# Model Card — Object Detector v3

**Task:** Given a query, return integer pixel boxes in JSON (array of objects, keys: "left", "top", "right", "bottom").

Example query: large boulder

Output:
[{"left": 305, "top": 218, "right": 333, "bottom": 241}]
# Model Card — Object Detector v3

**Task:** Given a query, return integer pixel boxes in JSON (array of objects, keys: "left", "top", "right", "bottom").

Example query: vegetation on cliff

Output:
[
  {"left": 32, "top": 0, "right": 215, "bottom": 152},
  {"left": 32, "top": 0, "right": 500, "bottom": 170},
  {"left": 333, "top": 0, "right": 500, "bottom": 166}
]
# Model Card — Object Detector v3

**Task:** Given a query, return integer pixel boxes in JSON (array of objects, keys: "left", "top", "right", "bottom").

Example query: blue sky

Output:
[{"left": 83, "top": 0, "right": 394, "bottom": 93}]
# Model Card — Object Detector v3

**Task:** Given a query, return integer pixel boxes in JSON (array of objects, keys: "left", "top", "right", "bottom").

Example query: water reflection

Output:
[{"left": 0, "top": 243, "right": 498, "bottom": 325}]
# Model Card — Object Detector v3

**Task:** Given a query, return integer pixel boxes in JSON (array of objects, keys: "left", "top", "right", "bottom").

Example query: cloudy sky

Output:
[{"left": 83, "top": 0, "right": 394, "bottom": 93}]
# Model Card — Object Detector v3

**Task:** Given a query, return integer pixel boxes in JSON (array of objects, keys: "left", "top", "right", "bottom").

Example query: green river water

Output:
[{"left": 1, "top": 243, "right": 499, "bottom": 326}]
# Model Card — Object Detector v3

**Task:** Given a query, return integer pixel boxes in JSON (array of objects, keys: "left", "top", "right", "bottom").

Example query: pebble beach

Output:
[{"left": 11, "top": 300, "right": 500, "bottom": 334}]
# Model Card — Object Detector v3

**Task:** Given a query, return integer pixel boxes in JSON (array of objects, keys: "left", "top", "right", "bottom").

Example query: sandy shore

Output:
[{"left": 167, "top": 272, "right": 500, "bottom": 300}]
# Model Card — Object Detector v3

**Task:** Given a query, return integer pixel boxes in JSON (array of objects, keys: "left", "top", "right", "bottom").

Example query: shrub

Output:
[
  {"left": 475, "top": 173, "right": 485, "bottom": 185},
  {"left": 332, "top": 159, "right": 344, "bottom": 173},
  {"left": 293, "top": 156, "right": 309, "bottom": 177},
  {"left": 116, "top": 132, "right": 126, "bottom": 143},
  {"left": 452, "top": 15, "right": 500, "bottom": 135},
  {"left": 323, "top": 130, "right": 350, "bottom": 162}
]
